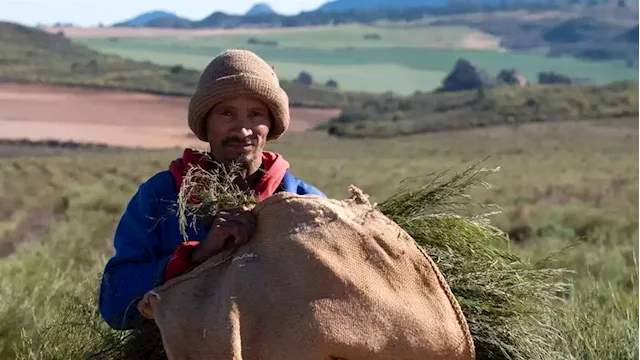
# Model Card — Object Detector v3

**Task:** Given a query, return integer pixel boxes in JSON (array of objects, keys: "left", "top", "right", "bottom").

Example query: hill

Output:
[
  {"left": 320, "top": 81, "right": 639, "bottom": 137},
  {"left": 246, "top": 3, "right": 277, "bottom": 16},
  {"left": 315, "top": 0, "right": 607, "bottom": 11},
  {"left": 317, "top": 0, "right": 449, "bottom": 12},
  {"left": 0, "top": 21, "right": 200, "bottom": 95},
  {"left": 618, "top": 24, "right": 639, "bottom": 42},
  {"left": 432, "top": 13, "right": 639, "bottom": 62},
  {"left": 116, "top": 3, "right": 563, "bottom": 29},
  {"left": 3, "top": 21, "right": 638, "bottom": 139},
  {"left": 114, "top": 10, "right": 182, "bottom": 27},
  {"left": 75, "top": 22, "right": 638, "bottom": 94},
  {"left": 0, "top": 21, "right": 364, "bottom": 108}
]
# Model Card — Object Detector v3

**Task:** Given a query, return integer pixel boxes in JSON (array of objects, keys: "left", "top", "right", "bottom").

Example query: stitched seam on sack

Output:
[
  {"left": 156, "top": 251, "right": 237, "bottom": 291},
  {"left": 409, "top": 229, "right": 476, "bottom": 358}
]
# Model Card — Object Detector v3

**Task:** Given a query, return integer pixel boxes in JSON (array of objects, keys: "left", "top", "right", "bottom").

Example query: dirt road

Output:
[{"left": 0, "top": 83, "right": 339, "bottom": 149}]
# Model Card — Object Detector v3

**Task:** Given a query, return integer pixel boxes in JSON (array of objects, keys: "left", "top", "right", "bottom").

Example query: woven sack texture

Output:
[{"left": 139, "top": 190, "right": 475, "bottom": 360}]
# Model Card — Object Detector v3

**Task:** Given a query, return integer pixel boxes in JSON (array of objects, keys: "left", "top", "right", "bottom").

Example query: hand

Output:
[{"left": 190, "top": 206, "right": 255, "bottom": 265}]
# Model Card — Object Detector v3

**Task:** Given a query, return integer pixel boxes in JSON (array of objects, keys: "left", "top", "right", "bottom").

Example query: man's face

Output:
[{"left": 206, "top": 95, "right": 272, "bottom": 168}]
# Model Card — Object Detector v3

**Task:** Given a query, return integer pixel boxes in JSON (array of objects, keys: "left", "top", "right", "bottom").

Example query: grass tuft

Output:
[
  {"left": 175, "top": 155, "right": 259, "bottom": 242},
  {"left": 379, "top": 162, "right": 572, "bottom": 360}
]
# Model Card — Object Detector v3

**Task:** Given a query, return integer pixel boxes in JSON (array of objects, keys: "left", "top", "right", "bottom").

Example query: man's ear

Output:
[
  {"left": 266, "top": 109, "right": 275, "bottom": 139},
  {"left": 201, "top": 109, "right": 212, "bottom": 141}
]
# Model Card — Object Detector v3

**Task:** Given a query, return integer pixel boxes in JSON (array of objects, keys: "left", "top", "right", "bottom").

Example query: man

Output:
[{"left": 98, "top": 49, "right": 326, "bottom": 330}]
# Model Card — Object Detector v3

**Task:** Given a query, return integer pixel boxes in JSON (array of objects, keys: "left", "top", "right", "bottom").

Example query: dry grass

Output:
[
  {"left": 175, "top": 156, "right": 259, "bottom": 241},
  {"left": 379, "top": 164, "right": 572, "bottom": 359},
  {"left": 0, "top": 120, "right": 636, "bottom": 359},
  {"left": 14, "top": 161, "right": 575, "bottom": 360}
]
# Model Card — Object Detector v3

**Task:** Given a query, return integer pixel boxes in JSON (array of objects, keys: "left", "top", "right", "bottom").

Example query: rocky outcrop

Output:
[
  {"left": 436, "top": 59, "right": 594, "bottom": 93},
  {"left": 436, "top": 58, "right": 494, "bottom": 92},
  {"left": 496, "top": 68, "right": 528, "bottom": 87}
]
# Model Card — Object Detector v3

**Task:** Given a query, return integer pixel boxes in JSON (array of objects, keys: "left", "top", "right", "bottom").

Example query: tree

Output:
[
  {"left": 476, "top": 85, "right": 486, "bottom": 101},
  {"left": 86, "top": 59, "right": 99, "bottom": 72},
  {"left": 325, "top": 79, "right": 338, "bottom": 88},
  {"left": 297, "top": 71, "right": 313, "bottom": 85}
]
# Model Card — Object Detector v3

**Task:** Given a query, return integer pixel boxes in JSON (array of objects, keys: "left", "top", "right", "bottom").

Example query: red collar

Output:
[{"left": 168, "top": 148, "right": 290, "bottom": 201}]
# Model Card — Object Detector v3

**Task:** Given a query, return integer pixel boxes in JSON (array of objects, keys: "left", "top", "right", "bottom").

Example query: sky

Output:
[{"left": 0, "top": 0, "right": 329, "bottom": 27}]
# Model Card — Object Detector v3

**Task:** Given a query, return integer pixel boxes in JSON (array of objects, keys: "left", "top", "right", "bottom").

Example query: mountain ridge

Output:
[
  {"left": 114, "top": 10, "right": 182, "bottom": 27},
  {"left": 246, "top": 3, "right": 277, "bottom": 16},
  {"left": 114, "top": 0, "right": 565, "bottom": 28}
]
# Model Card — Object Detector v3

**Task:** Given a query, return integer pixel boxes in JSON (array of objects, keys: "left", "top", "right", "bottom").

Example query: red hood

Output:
[{"left": 168, "top": 148, "right": 290, "bottom": 201}]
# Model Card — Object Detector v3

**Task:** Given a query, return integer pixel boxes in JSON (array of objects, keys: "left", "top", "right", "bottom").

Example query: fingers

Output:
[
  {"left": 207, "top": 218, "right": 253, "bottom": 250},
  {"left": 194, "top": 207, "right": 255, "bottom": 265},
  {"left": 202, "top": 207, "right": 251, "bottom": 229},
  {"left": 232, "top": 223, "right": 252, "bottom": 246},
  {"left": 209, "top": 226, "right": 233, "bottom": 253},
  {"left": 221, "top": 223, "right": 252, "bottom": 248},
  {"left": 138, "top": 291, "right": 159, "bottom": 320},
  {"left": 215, "top": 208, "right": 255, "bottom": 228}
]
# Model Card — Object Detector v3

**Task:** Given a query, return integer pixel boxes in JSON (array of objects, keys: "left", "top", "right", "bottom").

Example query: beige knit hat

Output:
[{"left": 188, "top": 49, "right": 290, "bottom": 142}]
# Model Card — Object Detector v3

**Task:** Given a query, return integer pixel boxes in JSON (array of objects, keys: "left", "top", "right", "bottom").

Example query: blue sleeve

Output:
[
  {"left": 297, "top": 181, "right": 327, "bottom": 198},
  {"left": 98, "top": 174, "right": 172, "bottom": 330},
  {"left": 294, "top": 177, "right": 327, "bottom": 198},
  {"left": 282, "top": 172, "right": 327, "bottom": 198}
]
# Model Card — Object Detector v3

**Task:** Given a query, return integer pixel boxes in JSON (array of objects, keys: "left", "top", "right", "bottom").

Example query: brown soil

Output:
[
  {"left": 0, "top": 83, "right": 339, "bottom": 149},
  {"left": 460, "top": 31, "right": 504, "bottom": 51}
]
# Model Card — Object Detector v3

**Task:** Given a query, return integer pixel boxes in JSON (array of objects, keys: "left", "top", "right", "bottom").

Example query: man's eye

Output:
[{"left": 220, "top": 110, "right": 232, "bottom": 116}]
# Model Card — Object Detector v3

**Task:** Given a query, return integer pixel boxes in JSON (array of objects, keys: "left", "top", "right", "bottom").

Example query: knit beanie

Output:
[{"left": 188, "top": 49, "right": 290, "bottom": 142}]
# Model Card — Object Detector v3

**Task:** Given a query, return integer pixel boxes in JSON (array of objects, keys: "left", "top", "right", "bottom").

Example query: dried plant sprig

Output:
[
  {"left": 379, "top": 161, "right": 572, "bottom": 360},
  {"left": 175, "top": 155, "right": 260, "bottom": 242}
]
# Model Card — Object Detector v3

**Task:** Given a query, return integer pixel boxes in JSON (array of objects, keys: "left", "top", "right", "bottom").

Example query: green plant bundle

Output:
[
  {"left": 378, "top": 164, "right": 572, "bottom": 359},
  {"left": 175, "top": 156, "right": 260, "bottom": 242}
]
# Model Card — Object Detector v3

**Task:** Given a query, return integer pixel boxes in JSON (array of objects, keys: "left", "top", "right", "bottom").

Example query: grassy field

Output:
[
  {"left": 0, "top": 119, "right": 637, "bottom": 358},
  {"left": 324, "top": 81, "right": 639, "bottom": 137},
  {"left": 0, "top": 21, "right": 376, "bottom": 109},
  {"left": 162, "top": 24, "right": 498, "bottom": 50},
  {"left": 0, "top": 21, "right": 200, "bottom": 96},
  {"left": 75, "top": 24, "right": 639, "bottom": 94}
]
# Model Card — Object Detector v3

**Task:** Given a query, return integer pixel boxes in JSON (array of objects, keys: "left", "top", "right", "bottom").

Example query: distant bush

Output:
[
  {"left": 86, "top": 59, "right": 98, "bottom": 72},
  {"left": 325, "top": 79, "right": 338, "bottom": 88},
  {"left": 362, "top": 33, "right": 382, "bottom": 40},
  {"left": 296, "top": 71, "right": 313, "bottom": 85},
  {"left": 246, "top": 37, "right": 279, "bottom": 46},
  {"left": 169, "top": 64, "right": 185, "bottom": 74}
]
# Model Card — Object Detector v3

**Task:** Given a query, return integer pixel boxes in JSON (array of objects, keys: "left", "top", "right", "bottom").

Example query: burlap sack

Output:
[{"left": 138, "top": 189, "right": 475, "bottom": 360}]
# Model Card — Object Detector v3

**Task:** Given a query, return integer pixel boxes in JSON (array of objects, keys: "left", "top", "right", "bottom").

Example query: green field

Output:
[
  {"left": 76, "top": 24, "right": 639, "bottom": 94},
  {"left": 187, "top": 24, "right": 494, "bottom": 49},
  {"left": 1, "top": 20, "right": 639, "bottom": 359},
  {"left": 0, "top": 119, "right": 638, "bottom": 359}
]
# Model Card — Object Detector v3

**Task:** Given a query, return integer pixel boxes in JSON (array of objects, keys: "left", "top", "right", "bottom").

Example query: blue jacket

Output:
[{"left": 98, "top": 169, "right": 325, "bottom": 330}]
